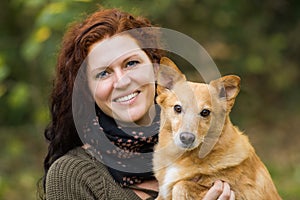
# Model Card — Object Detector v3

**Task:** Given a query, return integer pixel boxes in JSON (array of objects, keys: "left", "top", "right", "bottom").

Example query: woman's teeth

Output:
[{"left": 114, "top": 92, "right": 139, "bottom": 103}]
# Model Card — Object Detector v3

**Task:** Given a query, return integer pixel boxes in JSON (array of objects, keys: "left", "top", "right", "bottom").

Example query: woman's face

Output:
[{"left": 87, "top": 34, "right": 156, "bottom": 125}]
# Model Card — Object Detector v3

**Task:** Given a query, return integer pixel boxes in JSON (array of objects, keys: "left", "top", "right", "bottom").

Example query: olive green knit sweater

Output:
[{"left": 46, "top": 147, "right": 141, "bottom": 200}]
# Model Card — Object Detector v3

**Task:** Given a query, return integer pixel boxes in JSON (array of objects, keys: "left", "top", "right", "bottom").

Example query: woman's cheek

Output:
[{"left": 93, "top": 81, "right": 112, "bottom": 102}]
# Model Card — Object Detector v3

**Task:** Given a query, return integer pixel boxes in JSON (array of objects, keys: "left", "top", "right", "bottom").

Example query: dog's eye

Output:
[
  {"left": 200, "top": 109, "right": 210, "bottom": 117},
  {"left": 174, "top": 105, "right": 182, "bottom": 113}
]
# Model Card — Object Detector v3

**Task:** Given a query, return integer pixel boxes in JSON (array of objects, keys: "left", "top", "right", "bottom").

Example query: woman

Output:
[{"left": 41, "top": 8, "right": 235, "bottom": 200}]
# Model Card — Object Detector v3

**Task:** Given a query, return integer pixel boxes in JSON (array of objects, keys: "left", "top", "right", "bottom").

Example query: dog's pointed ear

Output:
[
  {"left": 210, "top": 75, "right": 241, "bottom": 110},
  {"left": 156, "top": 57, "right": 186, "bottom": 95}
]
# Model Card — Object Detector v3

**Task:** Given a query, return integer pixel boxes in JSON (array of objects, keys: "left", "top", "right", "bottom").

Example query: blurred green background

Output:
[{"left": 0, "top": 0, "right": 299, "bottom": 199}]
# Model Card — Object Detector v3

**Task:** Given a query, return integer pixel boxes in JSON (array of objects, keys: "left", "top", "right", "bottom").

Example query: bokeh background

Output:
[{"left": 0, "top": 0, "right": 299, "bottom": 199}]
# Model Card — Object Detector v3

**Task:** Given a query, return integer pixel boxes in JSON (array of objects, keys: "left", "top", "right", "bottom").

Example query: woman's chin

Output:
[{"left": 113, "top": 109, "right": 150, "bottom": 126}]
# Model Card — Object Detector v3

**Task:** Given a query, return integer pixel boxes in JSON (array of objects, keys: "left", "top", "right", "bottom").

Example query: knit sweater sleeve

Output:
[{"left": 45, "top": 147, "right": 140, "bottom": 200}]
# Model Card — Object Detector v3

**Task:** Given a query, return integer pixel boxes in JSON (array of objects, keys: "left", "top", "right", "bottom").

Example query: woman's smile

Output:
[{"left": 113, "top": 91, "right": 140, "bottom": 104}]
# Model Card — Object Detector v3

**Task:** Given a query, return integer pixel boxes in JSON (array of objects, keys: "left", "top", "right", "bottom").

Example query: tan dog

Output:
[{"left": 153, "top": 57, "right": 281, "bottom": 200}]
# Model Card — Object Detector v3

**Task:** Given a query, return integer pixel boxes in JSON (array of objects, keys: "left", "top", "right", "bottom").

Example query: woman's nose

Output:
[{"left": 113, "top": 69, "right": 131, "bottom": 89}]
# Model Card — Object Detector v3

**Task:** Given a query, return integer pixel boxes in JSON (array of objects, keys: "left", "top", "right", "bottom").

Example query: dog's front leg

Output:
[{"left": 172, "top": 180, "right": 207, "bottom": 200}]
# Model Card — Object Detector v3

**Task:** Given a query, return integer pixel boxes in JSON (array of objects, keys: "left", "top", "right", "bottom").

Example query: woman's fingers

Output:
[
  {"left": 229, "top": 190, "right": 235, "bottom": 200},
  {"left": 217, "top": 182, "right": 231, "bottom": 200},
  {"left": 202, "top": 180, "right": 223, "bottom": 200},
  {"left": 202, "top": 180, "right": 235, "bottom": 200}
]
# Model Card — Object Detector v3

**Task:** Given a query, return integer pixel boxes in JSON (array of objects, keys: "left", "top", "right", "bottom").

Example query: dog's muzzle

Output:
[{"left": 179, "top": 132, "right": 195, "bottom": 146}]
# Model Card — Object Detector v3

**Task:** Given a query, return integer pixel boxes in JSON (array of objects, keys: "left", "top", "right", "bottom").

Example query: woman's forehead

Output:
[{"left": 87, "top": 35, "right": 146, "bottom": 69}]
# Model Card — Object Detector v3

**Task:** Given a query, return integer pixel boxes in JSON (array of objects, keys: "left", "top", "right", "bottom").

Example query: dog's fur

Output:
[{"left": 153, "top": 57, "right": 281, "bottom": 200}]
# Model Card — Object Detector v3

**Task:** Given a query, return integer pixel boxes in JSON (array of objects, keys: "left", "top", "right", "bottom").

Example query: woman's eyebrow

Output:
[
  {"left": 123, "top": 54, "right": 140, "bottom": 62},
  {"left": 89, "top": 65, "right": 108, "bottom": 73},
  {"left": 89, "top": 52, "right": 143, "bottom": 72}
]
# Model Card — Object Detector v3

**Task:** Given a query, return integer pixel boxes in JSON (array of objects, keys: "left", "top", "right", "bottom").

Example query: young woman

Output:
[{"left": 41, "top": 8, "right": 235, "bottom": 200}]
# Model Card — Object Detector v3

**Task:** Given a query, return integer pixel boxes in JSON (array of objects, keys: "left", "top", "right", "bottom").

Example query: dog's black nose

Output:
[{"left": 179, "top": 132, "right": 195, "bottom": 145}]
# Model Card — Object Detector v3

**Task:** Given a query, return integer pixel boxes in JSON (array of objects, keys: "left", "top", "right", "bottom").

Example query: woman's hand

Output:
[{"left": 202, "top": 180, "right": 235, "bottom": 200}]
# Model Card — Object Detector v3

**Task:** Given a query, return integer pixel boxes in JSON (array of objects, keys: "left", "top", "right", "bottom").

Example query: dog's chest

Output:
[{"left": 160, "top": 165, "right": 182, "bottom": 199}]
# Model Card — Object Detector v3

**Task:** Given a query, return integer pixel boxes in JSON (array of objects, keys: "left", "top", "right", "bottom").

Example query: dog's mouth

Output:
[{"left": 180, "top": 143, "right": 195, "bottom": 149}]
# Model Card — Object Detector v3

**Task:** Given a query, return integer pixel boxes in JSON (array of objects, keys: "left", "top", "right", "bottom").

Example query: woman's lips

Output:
[{"left": 113, "top": 91, "right": 140, "bottom": 103}]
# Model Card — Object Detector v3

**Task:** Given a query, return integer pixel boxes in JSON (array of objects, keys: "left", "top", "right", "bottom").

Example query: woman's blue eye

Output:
[
  {"left": 95, "top": 71, "right": 109, "bottom": 79},
  {"left": 126, "top": 60, "right": 139, "bottom": 68}
]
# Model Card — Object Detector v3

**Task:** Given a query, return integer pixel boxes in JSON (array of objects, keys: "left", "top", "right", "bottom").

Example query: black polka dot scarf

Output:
[{"left": 83, "top": 105, "right": 160, "bottom": 187}]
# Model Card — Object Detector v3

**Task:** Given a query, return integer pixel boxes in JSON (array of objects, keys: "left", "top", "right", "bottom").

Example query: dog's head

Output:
[{"left": 156, "top": 57, "right": 240, "bottom": 158}]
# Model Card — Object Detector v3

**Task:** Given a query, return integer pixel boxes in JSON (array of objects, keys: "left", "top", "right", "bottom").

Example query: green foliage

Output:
[{"left": 0, "top": 0, "right": 299, "bottom": 199}]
